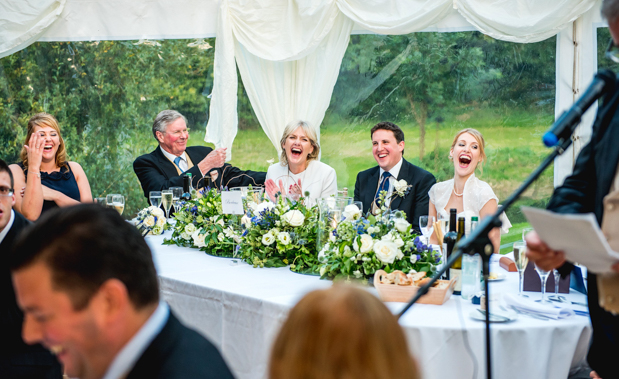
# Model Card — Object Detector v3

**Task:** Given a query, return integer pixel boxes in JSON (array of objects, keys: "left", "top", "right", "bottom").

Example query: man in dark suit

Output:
[
  {"left": 133, "top": 109, "right": 265, "bottom": 201},
  {"left": 10, "top": 204, "right": 234, "bottom": 379},
  {"left": 526, "top": 3, "right": 619, "bottom": 377},
  {"left": 0, "top": 159, "right": 62, "bottom": 378},
  {"left": 354, "top": 122, "right": 435, "bottom": 231}
]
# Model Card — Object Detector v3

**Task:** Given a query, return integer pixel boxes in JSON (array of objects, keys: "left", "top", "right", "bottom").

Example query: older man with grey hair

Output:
[{"left": 133, "top": 110, "right": 265, "bottom": 200}]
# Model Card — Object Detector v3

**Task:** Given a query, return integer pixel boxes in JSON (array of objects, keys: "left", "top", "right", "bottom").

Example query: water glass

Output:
[
  {"left": 170, "top": 187, "right": 183, "bottom": 214},
  {"left": 419, "top": 215, "right": 435, "bottom": 244},
  {"left": 513, "top": 241, "right": 528, "bottom": 297},
  {"left": 534, "top": 263, "right": 551, "bottom": 304},
  {"left": 149, "top": 191, "right": 162, "bottom": 208}
]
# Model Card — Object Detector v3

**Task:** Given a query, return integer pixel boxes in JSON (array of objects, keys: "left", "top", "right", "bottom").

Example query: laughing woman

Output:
[
  {"left": 265, "top": 120, "right": 337, "bottom": 203},
  {"left": 428, "top": 128, "right": 510, "bottom": 253},
  {"left": 10, "top": 113, "right": 92, "bottom": 221}
]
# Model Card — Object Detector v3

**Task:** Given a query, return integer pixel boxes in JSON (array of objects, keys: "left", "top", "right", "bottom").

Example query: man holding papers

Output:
[{"left": 526, "top": 2, "right": 619, "bottom": 377}]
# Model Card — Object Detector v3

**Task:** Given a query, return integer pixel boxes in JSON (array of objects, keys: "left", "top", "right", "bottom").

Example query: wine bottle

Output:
[
  {"left": 443, "top": 209, "right": 458, "bottom": 280},
  {"left": 182, "top": 174, "right": 192, "bottom": 202},
  {"left": 450, "top": 216, "right": 465, "bottom": 295}
]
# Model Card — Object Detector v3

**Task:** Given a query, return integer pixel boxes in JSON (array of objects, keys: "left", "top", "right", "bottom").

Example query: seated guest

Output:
[
  {"left": 354, "top": 121, "right": 435, "bottom": 230},
  {"left": 134, "top": 109, "right": 266, "bottom": 201},
  {"left": 10, "top": 204, "right": 234, "bottom": 379},
  {"left": 10, "top": 112, "right": 92, "bottom": 221},
  {"left": 428, "top": 128, "right": 510, "bottom": 253},
  {"left": 265, "top": 120, "right": 337, "bottom": 203},
  {"left": 269, "top": 285, "right": 419, "bottom": 379},
  {"left": 0, "top": 159, "right": 62, "bottom": 378}
]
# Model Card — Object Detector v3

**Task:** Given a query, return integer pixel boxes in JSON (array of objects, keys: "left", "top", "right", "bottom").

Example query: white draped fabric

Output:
[
  {"left": 205, "top": 0, "right": 597, "bottom": 160},
  {"left": 0, "top": 0, "right": 65, "bottom": 59}
]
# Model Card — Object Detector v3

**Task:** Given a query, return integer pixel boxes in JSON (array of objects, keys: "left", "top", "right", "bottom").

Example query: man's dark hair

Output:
[
  {"left": 370, "top": 121, "right": 405, "bottom": 144},
  {"left": 0, "top": 158, "right": 14, "bottom": 189},
  {"left": 602, "top": 0, "right": 619, "bottom": 22},
  {"left": 10, "top": 204, "right": 159, "bottom": 311}
]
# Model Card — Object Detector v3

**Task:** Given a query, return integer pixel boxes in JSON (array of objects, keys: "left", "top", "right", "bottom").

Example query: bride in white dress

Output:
[{"left": 428, "top": 128, "right": 510, "bottom": 253}]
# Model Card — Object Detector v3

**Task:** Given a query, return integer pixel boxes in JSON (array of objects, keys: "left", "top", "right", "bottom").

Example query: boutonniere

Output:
[{"left": 393, "top": 179, "right": 412, "bottom": 198}]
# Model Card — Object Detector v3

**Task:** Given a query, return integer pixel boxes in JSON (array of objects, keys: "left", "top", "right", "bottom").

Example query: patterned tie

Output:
[
  {"left": 374, "top": 171, "right": 391, "bottom": 205},
  {"left": 173, "top": 156, "right": 185, "bottom": 173}
]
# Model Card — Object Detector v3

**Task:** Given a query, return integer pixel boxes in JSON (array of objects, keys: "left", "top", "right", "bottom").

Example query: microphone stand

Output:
[{"left": 397, "top": 135, "right": 575, "bottom": 379}]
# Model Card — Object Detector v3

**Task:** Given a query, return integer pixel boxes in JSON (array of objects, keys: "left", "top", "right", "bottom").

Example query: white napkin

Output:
[{"left": 503, "top": 293, "right": 575, "bottom": 320}]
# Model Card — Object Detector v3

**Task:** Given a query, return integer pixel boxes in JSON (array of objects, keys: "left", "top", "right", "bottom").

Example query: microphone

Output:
[{"left": 542, "top": 69, "right": 617, "bottom": 147}]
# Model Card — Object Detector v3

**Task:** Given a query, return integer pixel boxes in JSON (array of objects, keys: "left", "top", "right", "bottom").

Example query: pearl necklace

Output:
[{"left": 453, "top": 182, "right": 463, "bottom": 197}]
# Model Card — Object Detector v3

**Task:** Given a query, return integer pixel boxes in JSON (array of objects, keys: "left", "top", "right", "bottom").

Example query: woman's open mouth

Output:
[
  {"left": 44, "top": 144, "right": 54, "bottom": 151},
  {"left": 459, "top": 155, "right": 471, "bottom": 168},
  {"left": 291, "top": 147, "right": 302, "bottom": 159}
]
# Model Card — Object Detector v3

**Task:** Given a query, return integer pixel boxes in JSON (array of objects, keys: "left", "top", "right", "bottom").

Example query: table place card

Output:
[{"left": 221, "top": 191, "right": 244, "bottom": 215}]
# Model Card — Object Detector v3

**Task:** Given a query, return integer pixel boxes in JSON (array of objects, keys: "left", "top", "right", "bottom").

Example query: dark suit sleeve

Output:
[
  {"left": 354, "top": 172, "right": 362, "bottom": 202},
  {"left": 133, "top": 155, "right": 204, "bottom": 199},
  {"left": 217, "top": 164, "right": 266, "bottom": 189},
  {"left": 410, "top": 171, "right": 436, "bottom": 230}
]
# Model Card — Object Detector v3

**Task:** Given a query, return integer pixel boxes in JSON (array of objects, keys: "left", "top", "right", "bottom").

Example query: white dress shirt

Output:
[
  {"left": 101, "top": 302, "right": 170, "bottom": 379},
  {"left": 377, "top": 157, "right": 403, "bottom": 207},
  {"left": 160, "top": 147, "right": 189, "bottom": 172},
  {"left": 0, "top": 209, "right": 15, "bottom": 244}
]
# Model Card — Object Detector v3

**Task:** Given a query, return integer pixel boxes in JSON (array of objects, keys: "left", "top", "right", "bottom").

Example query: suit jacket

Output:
[
  {"left": 354, "top": 158, "right": 436, "bottom": 230},
  {"left": 126, "top": 312, "right": 234, "bottom": 379},
  {"left": 0, "top": 211, "right": 62, "bottom": 378},
  {"left": 133, "top": 146, "right": 266, "bottom": 201},
  {"left": 546, "top": 82, "right": 619, "bottom": 378}
]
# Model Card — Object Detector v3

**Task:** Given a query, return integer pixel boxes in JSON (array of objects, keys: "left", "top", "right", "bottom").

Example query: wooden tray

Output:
[{"left": 373, "top": 270, "right": 456, "bottom": 305}]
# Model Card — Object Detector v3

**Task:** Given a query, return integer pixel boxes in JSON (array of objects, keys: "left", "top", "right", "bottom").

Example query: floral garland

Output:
[
  {"left": 239, "top": 196, "right": 319, "bottom": 274},
  {"left": 163, "top": 188, "right": 242, "bottom": 257}
]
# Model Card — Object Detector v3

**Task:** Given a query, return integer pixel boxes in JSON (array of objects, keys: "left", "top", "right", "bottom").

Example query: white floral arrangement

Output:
[{"left": 135, "top": 206, "right": 168, "bottom": 236}]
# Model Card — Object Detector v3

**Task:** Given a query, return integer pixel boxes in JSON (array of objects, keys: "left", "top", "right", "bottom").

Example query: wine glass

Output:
[
  {"left": 522, "top": 227, "right": 533, "bottom": 242},
  {"left": 106, "top": 194, "right": 120, "bottom": 209},
  {"left": 548, "top": 269, "right": 567, "bottom": 302},
  {"left": 149, "top": 191, "right": 162, "bottom": 208},
  {"left": 228, "top": 220, "right": 244, "bottom": 266},
  {"left": 111, "top": 195, "right": 125, "bottom": 216},
  {"left": 419, "top": 215, "right": 435, "bottom": 244},
  {"left": 513, "top": 241, "right": 528, "bottom": 297},
  {"left": 437, "top": 213, "right": 449, "bottom": 235},
  {"left": 170, "top": 187, "right": 183, "bottom": 214},
  {"left": 94, "top": 197, "right": 107, "bottom": 206},
  {"left": 161, "top": 190, "right": 173, "bottom": 219},
  {"left": 534, "top": 263, "right": 552, "bottom": 304}
]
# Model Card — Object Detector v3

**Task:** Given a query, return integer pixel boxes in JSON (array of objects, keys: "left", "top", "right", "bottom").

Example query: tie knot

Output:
[
  {"left": 174, "top": 157, "right": 182, "bottom": 166},
  {"left": 383, "top": 171, "right": 391, "bottom": 179}
]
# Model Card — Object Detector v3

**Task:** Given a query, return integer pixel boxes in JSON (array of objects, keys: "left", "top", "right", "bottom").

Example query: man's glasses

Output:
[
  {"left": 606, "top": 38, "right": 619, "bottom": 64},
  {"left": 0, "top": 187, "right": 14, "bottom": 197}
]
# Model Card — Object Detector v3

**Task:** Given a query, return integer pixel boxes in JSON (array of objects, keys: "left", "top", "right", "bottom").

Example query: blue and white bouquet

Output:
[{"left": 136, "top": 206, "right": 168, "bottom": 236}]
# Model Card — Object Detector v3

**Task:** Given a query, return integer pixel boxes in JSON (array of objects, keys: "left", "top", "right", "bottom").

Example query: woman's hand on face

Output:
[{"left": 25, "top": 132, "right": 45, "bottom": 171}]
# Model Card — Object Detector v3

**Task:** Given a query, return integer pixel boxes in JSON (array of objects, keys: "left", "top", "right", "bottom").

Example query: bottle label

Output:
[{"left": 450, "top": 268, "right": 462, "bottom": 293}]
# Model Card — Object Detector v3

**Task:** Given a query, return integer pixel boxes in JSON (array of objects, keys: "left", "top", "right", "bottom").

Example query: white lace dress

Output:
[{"left": 428, "top": 174, "right": 511, "bottom": 234}]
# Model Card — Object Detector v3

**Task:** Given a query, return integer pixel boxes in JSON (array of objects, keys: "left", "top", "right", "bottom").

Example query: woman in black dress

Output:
[{"left": 10, "top": 113, "right": 92, "bottom": 221}]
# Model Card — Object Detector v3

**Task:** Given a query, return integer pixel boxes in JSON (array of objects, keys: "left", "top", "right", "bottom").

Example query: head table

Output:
[{"left": 146, "top": 232, "right": 591, "bottom": 379}]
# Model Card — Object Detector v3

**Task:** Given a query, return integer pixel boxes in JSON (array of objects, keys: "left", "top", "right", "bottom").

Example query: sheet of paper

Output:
[
  {"left": 521, "top": 206, "right": 619, "bottom": 274},
  {"left": 221, "top": 191, "right": 244, "bottom": 215}
]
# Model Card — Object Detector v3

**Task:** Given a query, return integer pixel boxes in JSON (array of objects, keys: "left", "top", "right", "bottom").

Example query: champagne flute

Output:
[
  {"left": 548, "top": 269, "right": 567, "bottom": 302},
  {"left": 162, "top": 190, "right": 173, "bottom": 219},
  {"left": 149, "top": 191, "right": 162, "bottom": 208},
  {"left": 534, "top": 263, "right": 551, "bottom": 304},
  {"left": 438, "top": 213, "right": 449, "bottom": 235},
  {"left": 419, "top": 215, "right": 435, "bottom": 245},
  {"left": 170, "top": 187, "right": 183, "bottom": 214},
  {"left": 513, "top": 241, "right": 528, "bottom": 297},
  {"left": 111, "top": 195, "right": 125, "bottom": 215}
]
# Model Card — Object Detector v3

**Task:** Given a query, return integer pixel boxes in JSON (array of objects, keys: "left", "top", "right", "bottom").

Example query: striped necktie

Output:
[
  {"left": 374, "top": 171, "right": 391, "bottom": 204},
  {"left": 173, "top": 156, "right": 185, "bottom": 173}
]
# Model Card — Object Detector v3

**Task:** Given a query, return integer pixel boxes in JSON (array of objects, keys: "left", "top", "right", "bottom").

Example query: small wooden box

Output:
[{"left": 373, "top": 270, "right": 456, "bottom": 305}]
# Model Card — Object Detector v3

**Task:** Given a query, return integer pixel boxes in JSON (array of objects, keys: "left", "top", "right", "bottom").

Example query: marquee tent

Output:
[{"left": 0, "top": 0, "right": 608, "bottom": 186}]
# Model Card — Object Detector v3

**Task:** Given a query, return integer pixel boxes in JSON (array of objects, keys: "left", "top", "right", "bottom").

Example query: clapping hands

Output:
[{"left": 265, "top": 178, "right": 303, "bottom": 202}]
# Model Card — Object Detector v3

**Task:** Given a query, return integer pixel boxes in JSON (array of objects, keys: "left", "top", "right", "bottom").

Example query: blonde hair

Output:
[
  {"left": 279, "top": 120, "right": 320, "bottom": 166},
  {"left": 269, "top": 285, "right": 419, "bottom": 379},
  {"left": 450, "top": 128, "right": 486, "bottom": 172},
  {"left": 20, "top": 113, "right": 68, "bottom": 170}
]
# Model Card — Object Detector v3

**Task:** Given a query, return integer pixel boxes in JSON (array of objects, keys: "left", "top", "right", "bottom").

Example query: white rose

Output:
[
  {"left": 262, "top": 232, "right": 275, "bottom": 246},
  {"left": 218, "top": 233, "right": 225, "bottom": 242},
  {"left": 278, "top": 232, "right": 291, "bottom": 245},
  {"left": 217, "top": 219, "right": 225, "bottom": 227},
  {"left": 394, "top": 218, "right": 411, "bottom": 233},
  {"left": 373, "top": 240, "right": 400, "bottom": 264},
  {"left": 394, "top": 237, "right": 404, "bottom": 248},
  {"left": 143, "top": 215, "right": 155, "bottom": 227},
  {"left": 254, "top": 202, "right": 275, "bottom": 217},
  {"left": 342, "top": 204, "right": 362, "bottom": 221},
  {"left": 150, "top": 206, "right": 165, "bottom": 218},
  {"left": 192, "top": 232, "right": 206, "bottom": 247},
  {"left": 367, "top": 226, "right": 377, "bottom": 234},
  {"left": 394, "top": 179, "right": 408, "bottom": 194},
  {"left": 184, "top": 223, "right": 196, "bottom": 235},
  {"left": 151, "top": 225, "right": 163, "bottom": 235},
  {"left": 354, "top": 234, "right": 374, "bottom": 254},
  {"left": 410, "top": 254, "right": 418, "bottom": 264},
  {"left": 381, "top": 232, "right": 395, "bottom": 242},
  {"left": 156, "top": 217, "right": 166, "bottom": 227},
  {"left": 282, "top": 210, "right": 305, "bottom": 227},
  {"left": 181, "top": 232, "right": 191, "bottom": 240}
]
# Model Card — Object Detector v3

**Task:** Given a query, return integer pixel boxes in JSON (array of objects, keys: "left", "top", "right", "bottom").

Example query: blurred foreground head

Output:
[{"left": 269, "top": 285, "right": 419, "bottom": 379}]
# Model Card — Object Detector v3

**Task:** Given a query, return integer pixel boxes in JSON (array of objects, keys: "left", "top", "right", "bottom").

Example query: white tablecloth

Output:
[{"left": 147, "top": 233, "right": 592, "bottom": 379}]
